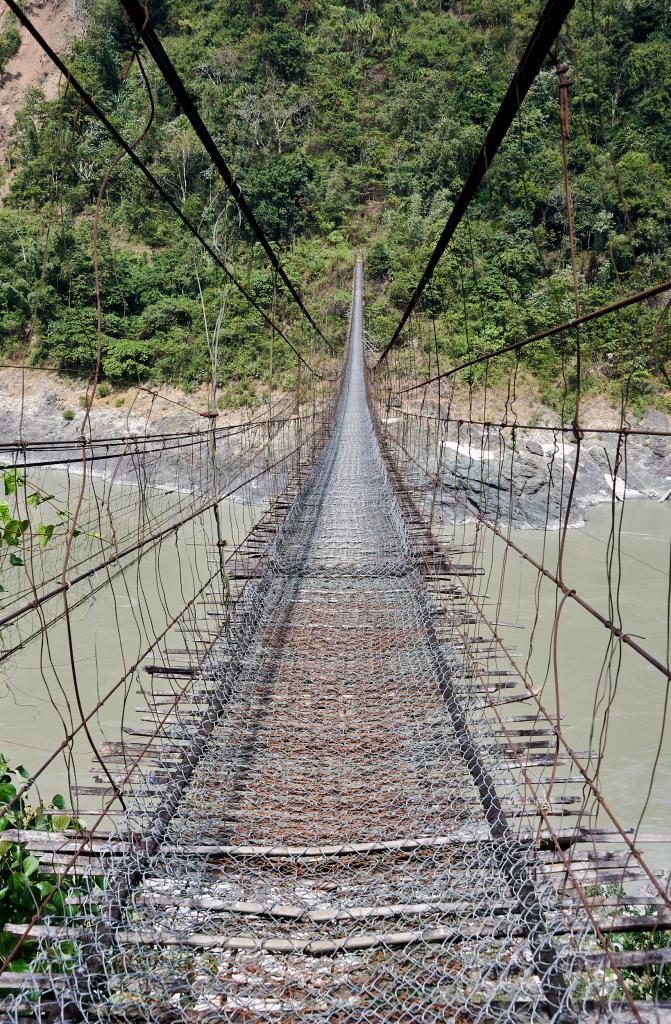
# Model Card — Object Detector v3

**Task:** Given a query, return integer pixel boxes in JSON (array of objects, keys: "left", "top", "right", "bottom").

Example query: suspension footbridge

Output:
[
  {"left": 1, "top": 0, "right": 670, "bottom": 1016},
  {"left": 1, "top": 261, "right": 669, "bottom": 1022},
  {"left": 87, "top": 261, "right": 578, "bottom": 1018}
]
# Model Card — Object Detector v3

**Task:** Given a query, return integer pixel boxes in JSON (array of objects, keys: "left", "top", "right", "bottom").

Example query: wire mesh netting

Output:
[{"left": 4, "top": 262, "right": 666, "bottom": 1022}]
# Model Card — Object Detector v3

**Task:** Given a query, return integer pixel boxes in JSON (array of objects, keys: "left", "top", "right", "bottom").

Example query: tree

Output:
[
  {"left": 235, "top": 75, "right": 311, "bottom": 155},
  {"left": 242, "top": 152, "right": 316, "bottom": 242}
]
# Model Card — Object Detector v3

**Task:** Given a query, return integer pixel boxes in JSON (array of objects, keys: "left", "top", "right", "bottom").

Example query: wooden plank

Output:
[
  {"left": 0, "top": 972, "right": 69, "bottom": 990},
  {"left": 136, "top": 894, "right": 514, "bottom": 922},
  {"left": 10, "top": 919, "right": 669, "bottom": 969},
  {"left": 2, "top": 920, "right": 527, "bottom": 954},
  {"left": 156, "top": 828, "right": 493, "bottom": 858},
  {"left": 580, "top": 1006, "right": 671, "bottom": 1024},
  {"left": 0, "top": 829, "right": 125, "bottom": 850},
  {"left": 570, "top": 947, "right": 671, "bottom": 969},
  {"left": 589, "top": 912, "right": 671, "bottom": 935}
]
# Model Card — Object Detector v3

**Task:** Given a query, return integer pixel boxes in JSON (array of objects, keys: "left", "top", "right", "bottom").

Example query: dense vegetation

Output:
[
  {"left": 0, "top": 11, "right": 20, "bottom": 76},
  {"left": 0, "top": 755, "right": 97, "bottom": 974},
  {"left": 0, "top": 0, "right": 669, "bottom": 409}
]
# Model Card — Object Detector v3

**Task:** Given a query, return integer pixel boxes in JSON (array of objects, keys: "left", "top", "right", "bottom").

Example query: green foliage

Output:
[
  {"left": 0, "top": 0, "right": 668, "bottom": 404},
  {"left": 0, "top": 472, "right": 80, "bottom": 593},
  {"left": 0, "top": 755, "right": 100, "bottom": 974},
  {"left": 242, "top": 153, "right": 317, "bottom": 242},
  {"left": 367, "top": 241, "right": 392, "bottom": 281},
  {"left": 583, "top": 885, "right": 671, "bottom": 1001},
  {"left": 610, "top": 920, "right": 671, "bottom": 1000},
  {"left": 0, "top": 13, "right": 20, "bottom": 75}
]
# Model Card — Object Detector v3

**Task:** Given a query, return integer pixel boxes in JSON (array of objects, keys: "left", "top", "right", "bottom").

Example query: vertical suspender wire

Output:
[
  {"left": 56, "top": 27, "right": 155, "bottom": 812},
  {"left": 271, "top": 272, "right": 276, "bottom": 441},
  {"left": 199, "top": 261, "right": 232, "bottom": 616},
  {"left": 428, "top": 281, "right": 442, "bottom": 423},
  {"left": 545, "top": 45, "right": 583, "bottom": 819}
]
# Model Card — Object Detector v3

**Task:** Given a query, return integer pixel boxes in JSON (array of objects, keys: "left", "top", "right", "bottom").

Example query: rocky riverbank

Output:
[
  {"left": 433, "top": 412, "right": 671, "bottom": 528},
  {"left": 0, "top": 368, "right": 221, "bottom": 444},
  {"left": 0, "top": 368, "right": 269, "bottom": 498},
  {"left": 3, "top": 369, "right": 670, "bottom": 527}
]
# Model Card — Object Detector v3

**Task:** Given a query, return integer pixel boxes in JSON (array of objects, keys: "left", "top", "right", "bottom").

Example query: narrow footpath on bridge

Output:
[
  {"left": 6, "top": 262, "right": 658, "bottom": 1023},
  {"left": 28, "top": 260, "right": 584, "bottom": 1022}
]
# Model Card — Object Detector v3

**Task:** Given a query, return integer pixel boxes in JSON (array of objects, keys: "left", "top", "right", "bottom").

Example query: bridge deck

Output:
[{"left": 46, "top": 261, "right": 585, "bottom": 1022}]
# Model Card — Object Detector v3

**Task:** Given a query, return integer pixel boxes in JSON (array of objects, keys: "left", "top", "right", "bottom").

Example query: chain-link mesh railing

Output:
[{"left": 4, "top": 262, "right": 665, "bottom": 1022}]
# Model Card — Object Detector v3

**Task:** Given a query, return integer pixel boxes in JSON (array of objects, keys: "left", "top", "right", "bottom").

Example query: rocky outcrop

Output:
[
  {"left": 0, "top": 370, "right": 264, "bottom": 499},
  {"left": 0, "top": 1, "right": 83, "bottom": 163},
  {"left": 431, "top": 418, "right": 671, "bottom": 529}
]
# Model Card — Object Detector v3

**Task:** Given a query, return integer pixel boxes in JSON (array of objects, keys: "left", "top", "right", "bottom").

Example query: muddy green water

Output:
[
  {"left": 454, "top": 500, "right": 670, "bottom": 870},
  {"left": 0, "top": 467, "right": 256, "bottom": 823},
  {"left": 2, "top": 473, "right": 669, "bottom": 866}
]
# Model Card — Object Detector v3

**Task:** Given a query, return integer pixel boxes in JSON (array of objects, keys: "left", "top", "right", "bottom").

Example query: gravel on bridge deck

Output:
[{"left": 5, "top": 263, "right": 638, "bottom": 1023}]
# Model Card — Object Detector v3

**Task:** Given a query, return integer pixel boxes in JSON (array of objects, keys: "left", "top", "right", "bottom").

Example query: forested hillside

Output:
[{"left": 0, "top": 0, "right": 669, "bottom": 410}]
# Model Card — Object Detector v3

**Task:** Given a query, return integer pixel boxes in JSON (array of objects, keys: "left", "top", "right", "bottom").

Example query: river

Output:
[
  {"left": 455, "top": 499, "right": 670, "bottom": 870},
  {"left": 1, "top": 471, "right": 669, "bottom": 866},
  {"left": 0, "top": 465, "right": 256, "bottom": 825}
]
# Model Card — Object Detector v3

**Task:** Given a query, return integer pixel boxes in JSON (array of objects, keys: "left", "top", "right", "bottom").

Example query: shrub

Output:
[
  {"left": 367, "top": 241, "right": 392, "bottom": 280},
  {"left": 0, "top": 755, "right": 100, "bottom": 973},
  {"left": 0, "top": 18, "right": 20, "bottom": 76}
]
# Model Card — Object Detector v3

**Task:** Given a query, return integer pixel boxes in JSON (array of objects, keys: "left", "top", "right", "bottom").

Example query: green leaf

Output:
[
  {"left": 0, "top": 782, "right": 17, "bottom": 805},
  {"left": 0, "top": 839, "right": 12, "bottom": 856},
  {"left": 3, "top": 469, "right": 19, "bottom": 496},
  {"left": 36, "top": 523, "right": 54, "bottom": 549},
  {"left": 25, "top": 492, "right": 42, "bottom": 507},
  {"left": 9, "top": 553, "right": 24, "bottom": 566},
  {"left": 22, "top": 854, "right": 40, "bottom": 878},
  {"left": 51, "top": 794, "right": 65, "bottom": 811},
  {"left": 2, "top": 519, "right": 28, "bottom": 545},
  {"left": 8, "top": 961, "right": 30, "bottom": 973},
  {"left": 52, "top": 814, "right": 71, "bottom": 831},
  {"left": 8, "top": 870, "right": 27, "bottom": 896},
  {"left": 49, "top": 889, "right": 65, "bottom": 912},
  {"left": 0, "top": 502, "right": 10, "bottom": 524},
  {"left": 17, "top": 766, "right": 29, "bottom": 780},
  {"left": 2, "top": 520, "right": 20, "bottom": 544}
]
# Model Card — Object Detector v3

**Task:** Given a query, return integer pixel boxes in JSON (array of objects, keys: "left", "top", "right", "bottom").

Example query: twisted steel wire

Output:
[{"left": 3, "top": 263, "right": 655, "bottom": 1023}]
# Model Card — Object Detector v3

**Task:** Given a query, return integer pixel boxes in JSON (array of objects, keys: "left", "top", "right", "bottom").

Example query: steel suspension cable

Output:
[
  {"left": 119, "top": 0, "right": 333, "bottom": 354},
  {"left": 393, "top": 277, "right": 671, "bottom": 393},
  {"left": 375, "top": 0, "right": 576, "bottom": 365},
  {"left": 0, "top": 0, "right": 325, "bottom": 378}
]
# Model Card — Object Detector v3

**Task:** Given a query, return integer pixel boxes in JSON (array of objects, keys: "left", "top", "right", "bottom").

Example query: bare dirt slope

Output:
[{"left": 0, "top": 0, "right": 81, "bottom": 162}]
